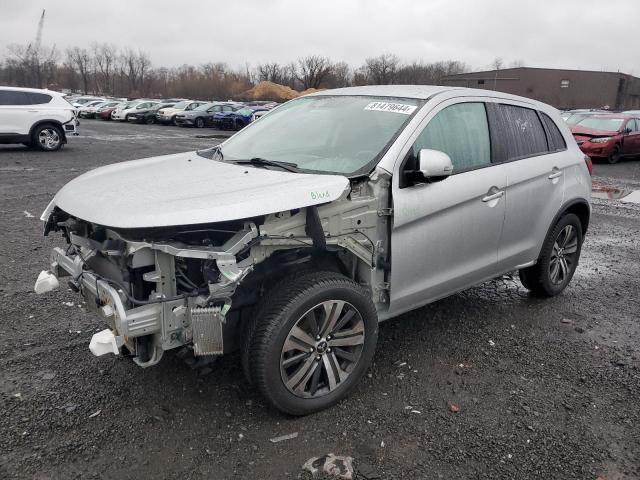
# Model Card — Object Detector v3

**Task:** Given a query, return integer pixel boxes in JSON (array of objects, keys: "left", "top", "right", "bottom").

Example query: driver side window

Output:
[{"left": 411, "top": 102, "right": 491, "bottom": 174}]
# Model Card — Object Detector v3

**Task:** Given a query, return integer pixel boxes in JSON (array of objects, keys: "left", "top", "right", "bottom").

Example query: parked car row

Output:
[
  {"left": 565, "top": 111, "right": 640, "bottom": 164},
  {"left": 67, "top": 93, "right": 278, "bottom": 131}
]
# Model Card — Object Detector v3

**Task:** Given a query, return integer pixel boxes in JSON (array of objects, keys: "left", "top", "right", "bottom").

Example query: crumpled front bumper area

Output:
[{"left": 38, "top": 222, "right": 258, "bottom": 367}]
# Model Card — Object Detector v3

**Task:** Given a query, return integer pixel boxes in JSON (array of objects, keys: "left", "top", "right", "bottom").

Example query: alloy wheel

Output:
[
  {"left": 280, "top": 300, "right": 365, "bottom": 399},
  {"left": 38, "top": 128, "right": 60, "bottom": 150},
  {"left": 549, "top": 224, "right": 579, "bottom": 285}
]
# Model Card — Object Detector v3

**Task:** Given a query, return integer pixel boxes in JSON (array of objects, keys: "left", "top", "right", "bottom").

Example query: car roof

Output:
[
  {"left": 305, "top": 85, "right": 549, "bottom": 106},
  {"left": 0, "top": 85, "right": 65, "bottom": 96}
]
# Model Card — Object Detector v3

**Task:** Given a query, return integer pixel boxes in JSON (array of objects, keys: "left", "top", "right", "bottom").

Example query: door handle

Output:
[
  {"left": 482, "top": 190, "right": 504, "bottom": 202},
  {"left": 548, "top": 170, "right": 563, "bottom": 179}
]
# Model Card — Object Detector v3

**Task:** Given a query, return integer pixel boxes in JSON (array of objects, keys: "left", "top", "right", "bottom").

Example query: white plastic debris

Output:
[
  {"left": 23, "top": 210, "right": 34, "bottom": 218},
  {"left": 63, "top": 302, "right": 75, "bottom": 307},
  {"left": 488, "top": 339, "right": 496, "bottom": 347},
  {"left": 88, "top": 410, "right": 101, "bottom": 418},
  {"left": 302, "top": 453, "right": 354, "bottom": 480},
  {"left": 34, "top": 270, "right": 59, "bottom": 294},
  {"left": 89, "top": 329, "right": 121, "bottom": 356},
  {"left": 269, "top": 432, "right": 298, "bottom": 443}
]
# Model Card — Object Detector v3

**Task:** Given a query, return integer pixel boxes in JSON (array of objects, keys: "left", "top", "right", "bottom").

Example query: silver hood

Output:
[{"left": 43, "top": 152, "right": 350, "bottom": 228}]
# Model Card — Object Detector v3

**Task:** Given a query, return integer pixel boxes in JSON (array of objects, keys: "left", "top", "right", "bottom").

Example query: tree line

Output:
[{"left": 0, "top": 42, "right": 472, "bottom": 99}]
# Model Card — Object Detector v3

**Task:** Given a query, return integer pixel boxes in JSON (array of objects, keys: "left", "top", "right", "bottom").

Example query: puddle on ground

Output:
[
  {"left": 591, "top": 187, "right": 634, "bottom": 200},
  {"left": 591, "top": 183, "right": 640, "bottom": 203}
]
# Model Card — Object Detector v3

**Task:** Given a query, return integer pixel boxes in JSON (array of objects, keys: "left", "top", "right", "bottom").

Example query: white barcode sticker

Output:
[{"left": 364, "top": 102, "right": 417, "bottom": 115}]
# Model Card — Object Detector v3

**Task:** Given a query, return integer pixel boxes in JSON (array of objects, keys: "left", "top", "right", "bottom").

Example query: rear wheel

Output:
[
  {"left": 242, "top": 271, "right": 378, "bottom": 415},
  {"left": 519, "top": 213, "right": 583, "bottom": 297},
  {"left": 32, "top": 124, "right": 63, "bottom": 151}
]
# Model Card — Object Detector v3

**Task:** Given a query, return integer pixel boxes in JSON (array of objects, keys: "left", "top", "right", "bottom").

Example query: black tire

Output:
[
  {"left": 32, "top": 124, "right": 63, "bottom": 151},
  {"left": 195, "top": 117, "right": 205, "bottom": 128},
  {"left": 145, "top": 115, "right": 155, "bottom": 125},
  {"left": 235, "top": 120, "right": 245, "bottom": 130},
  {"left": 172, "top": 116, "right": 179, "bottom": 126},
  {"left": 519, "top": 213, "right": 583, "bottom": 297},
  {"left": 607, "top": 145, "right": 621, "bottom": 164},
  {"left": 242, "top": 271, "right": 378, "bottom": 415}
]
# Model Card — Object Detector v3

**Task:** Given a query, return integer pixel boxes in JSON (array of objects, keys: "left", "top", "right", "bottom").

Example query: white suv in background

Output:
[{"left": 0, "top": 86, "right": 78, "bottom": 151}]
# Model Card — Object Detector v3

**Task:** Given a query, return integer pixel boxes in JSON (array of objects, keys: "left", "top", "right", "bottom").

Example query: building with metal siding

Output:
[{"left": 441, "top": 67, "right": 640, "bottom": 110}]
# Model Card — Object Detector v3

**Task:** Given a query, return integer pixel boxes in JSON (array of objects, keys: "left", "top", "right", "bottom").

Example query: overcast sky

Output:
[{"left": 1, "top": 0, "right": 639, "bottom": 75}]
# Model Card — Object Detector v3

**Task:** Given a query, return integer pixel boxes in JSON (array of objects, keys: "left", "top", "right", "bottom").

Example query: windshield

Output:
[
  {"left": 172, "top": 101, "right": 189, "bottom": 109},
  {"left": 211, "top": 95, "right": 421, "bottom": 175},
  {"left": 565, "top": 113, "right": 591, "bottom": 124},
  {"left": 576, "top": 117, "right": 624, "bottom": 131}
]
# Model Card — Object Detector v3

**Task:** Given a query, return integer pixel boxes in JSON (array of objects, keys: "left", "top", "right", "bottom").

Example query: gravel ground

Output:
[{"left": 1, "top": 120, "right": 639, "bottom": 480}]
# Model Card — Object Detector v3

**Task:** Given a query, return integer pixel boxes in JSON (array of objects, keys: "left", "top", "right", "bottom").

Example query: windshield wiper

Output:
[{"left": 232, "top": 157, "right": 299, "bottom": 173}]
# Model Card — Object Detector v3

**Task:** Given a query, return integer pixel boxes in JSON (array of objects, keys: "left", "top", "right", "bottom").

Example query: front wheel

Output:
[
  {"left": 607, "top": 146, "right": 621, "bottom": 164},
  {"left": 32, "top": 124, "right": 63, "bottom": 151},
  {"left": 242, "top": 271, "right": 378, "bottom": 415},
  {"left": 195, "top": 117, "right": 205, "bottom": 128},
  {"left": 519, "top": 213, "right": 583, "bottom": 297},
  {"left": 145, "top": 116, "right": 155, "bottom": 125}
]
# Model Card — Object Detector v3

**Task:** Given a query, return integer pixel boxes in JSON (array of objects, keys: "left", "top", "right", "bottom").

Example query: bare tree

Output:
[
  {"left": 509, "top": 59, "right": 525, "bottom": 68},
  {"left": 92, "top": 42, "right": 117, "bottom": 94},
  {"left": 325, "top": 61, "right": 351, "bottom": 88},
  {"left": 364, "top": 53, "right": 400, "bottom": 85},
  {"left": 256, "top": 62, "right": 287, "bottom": 84},
  {"left": 491, "top": 57, "right": 504, "bottom": 71},
  {"left": 120, "top": 48, "right": 151, "bottom": 95},
  {"left": 6, "top": 42, "right": 58, "bottom": 88},
  {"left": 66, "top": 46, "right": 92, "bottom": 93},
  {"left": 296, "top": 55, "right": 332, "bottom": 89}
]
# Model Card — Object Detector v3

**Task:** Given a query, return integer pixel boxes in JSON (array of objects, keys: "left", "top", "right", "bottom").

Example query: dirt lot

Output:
[{"left": 1, "top": 120, "right": 639, "bottom": 480}]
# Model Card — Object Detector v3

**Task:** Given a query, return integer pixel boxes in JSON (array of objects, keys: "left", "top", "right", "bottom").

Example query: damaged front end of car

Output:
[{"left": 38, "top": 171, "right": 391, "bottom": 367}]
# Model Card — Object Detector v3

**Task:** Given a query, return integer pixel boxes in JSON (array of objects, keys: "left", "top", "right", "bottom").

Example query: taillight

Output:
[{"left": 584, "top": 155, "right": 593, "bottom": 176}]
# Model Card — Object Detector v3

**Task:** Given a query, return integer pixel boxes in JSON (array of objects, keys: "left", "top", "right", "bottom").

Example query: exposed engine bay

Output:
[{"left": 41, "top": 171, "right": 391, "bottom": 367}]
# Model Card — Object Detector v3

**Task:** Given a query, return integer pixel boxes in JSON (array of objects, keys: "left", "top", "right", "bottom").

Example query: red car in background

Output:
[
  {"left": 97, "top": 102, "right": 124, "bottom": 121},
  {"left": 570, "top": 114, "right": 640, "bottom": 164}
]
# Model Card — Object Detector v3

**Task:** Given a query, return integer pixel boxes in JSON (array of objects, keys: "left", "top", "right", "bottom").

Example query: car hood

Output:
[
  {"left": 569, "top": 125, "right": 618, "bottom": 137},
  {"left": 42, "top": 151, "right": 350, "bottom": 229}
]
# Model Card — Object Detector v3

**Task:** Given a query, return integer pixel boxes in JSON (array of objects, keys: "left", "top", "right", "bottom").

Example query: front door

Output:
[
  {"left": 622, "top": 119, "right": 640, "bottom": 156},
  {"left": 389, "top": 101, "right": 507, "bottom": 317}
]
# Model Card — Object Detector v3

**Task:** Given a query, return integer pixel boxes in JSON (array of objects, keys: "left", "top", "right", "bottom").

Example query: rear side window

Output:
[
  {"left": 540, "top": 112, "right": 567, "bottom": 151},
  {"left": 28, "top": 92, "right": 52, "bottom": 104},
  {"left": 412, "top": 102, "right": 491, "bottom": 174},
  {"left": 489, "top": 104, "right": 548, "bottom": 161}
]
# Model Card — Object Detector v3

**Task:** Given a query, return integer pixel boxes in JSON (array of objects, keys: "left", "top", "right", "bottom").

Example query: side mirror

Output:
[
  {"left": 624, "top": 128, "right": 632, "bottom": 134},
  {"left": 417, "top": 149, "right": 453, "bottom": 182}
]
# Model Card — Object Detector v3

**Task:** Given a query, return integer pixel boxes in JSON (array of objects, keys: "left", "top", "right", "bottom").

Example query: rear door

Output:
[
  {"left": 389, "top": 99, "right": 507, "bottom": 316},
  {"left": 489, "top": 103, "right": 569, "bottom": 270},
  {"left": 0, "top": 90, "right": 36, "bottom": 135}
]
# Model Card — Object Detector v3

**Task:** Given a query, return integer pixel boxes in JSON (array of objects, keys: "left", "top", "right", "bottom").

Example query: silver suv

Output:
[{"left": 36, "top": 86, "right": 591, "bottom": 415}]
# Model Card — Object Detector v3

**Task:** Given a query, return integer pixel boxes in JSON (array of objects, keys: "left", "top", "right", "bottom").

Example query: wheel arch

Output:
[
  {"left": 29, "top": 120, "right": 67, "bottom": 143},
  {"left": 541, "top": 198, "right": 591, "bottom": 252}
]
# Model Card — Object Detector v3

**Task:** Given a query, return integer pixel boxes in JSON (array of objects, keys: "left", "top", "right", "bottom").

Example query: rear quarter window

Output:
[
  {"left": 489, "top": 104, "right": 548, "bottom": 162},
  {"left": 28, "top": 92, "right": 52, "bottom": 105},
  {"left": 540, "top": 113, "right": 567, "bottom": 151}
]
